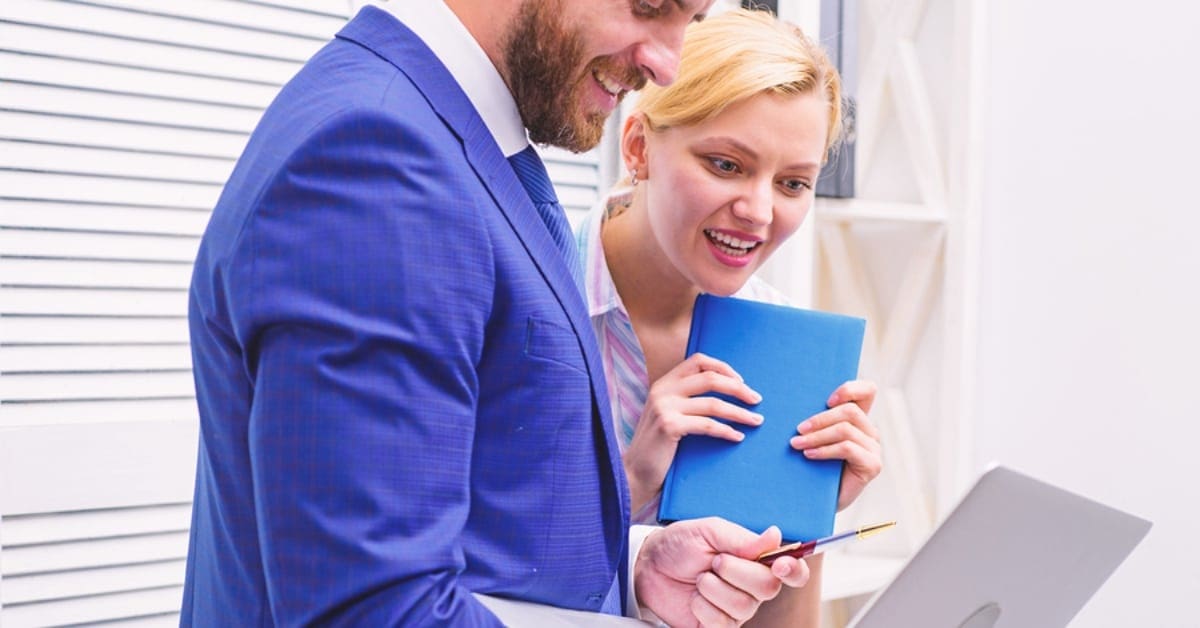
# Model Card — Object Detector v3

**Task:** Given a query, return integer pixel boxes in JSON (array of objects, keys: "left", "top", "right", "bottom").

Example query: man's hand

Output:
[{"left": 634, "top": 518, "right": 810, "bottom": 627}]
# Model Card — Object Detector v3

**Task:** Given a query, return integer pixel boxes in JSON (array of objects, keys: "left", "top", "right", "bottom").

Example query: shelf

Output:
[{"left": 816, "top": 199, "right": 947, "bottom": 224}]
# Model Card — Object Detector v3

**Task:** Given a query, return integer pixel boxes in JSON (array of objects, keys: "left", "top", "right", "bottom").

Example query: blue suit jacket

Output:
[{"left": 182, "top": 7, "right": 629, "bottom": 625}]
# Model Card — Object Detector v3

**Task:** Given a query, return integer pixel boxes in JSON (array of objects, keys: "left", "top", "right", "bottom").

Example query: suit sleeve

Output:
[{"left": 228, "top": 108, "right": 503, "bottom": 626}]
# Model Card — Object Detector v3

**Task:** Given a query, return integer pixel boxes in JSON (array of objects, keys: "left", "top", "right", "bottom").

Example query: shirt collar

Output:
[{"left": 375, "top": 1, "right": 527, "bottom": 156}]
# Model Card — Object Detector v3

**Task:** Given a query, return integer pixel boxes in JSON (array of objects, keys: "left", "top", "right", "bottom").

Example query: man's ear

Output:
[{"left": 621, "top": 113, "right": 649, "bottom": 180}]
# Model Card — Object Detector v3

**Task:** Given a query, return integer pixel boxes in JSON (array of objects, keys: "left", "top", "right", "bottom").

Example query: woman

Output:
[{"left": 576, "top": 9, "right": 883, "bottom": 625}]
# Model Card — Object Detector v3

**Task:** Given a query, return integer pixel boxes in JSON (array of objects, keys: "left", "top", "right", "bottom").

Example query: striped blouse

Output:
[{"left": 575, "top": 193, "right": 787, "bottom": 523}]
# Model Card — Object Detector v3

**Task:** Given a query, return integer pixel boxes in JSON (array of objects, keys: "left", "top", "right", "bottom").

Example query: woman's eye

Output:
[
  {"left": 708, "top": 157, "right": 738, "bottom": 173},
  {"left": 781, "top": 178, "right": 812, "bottom": 193}
]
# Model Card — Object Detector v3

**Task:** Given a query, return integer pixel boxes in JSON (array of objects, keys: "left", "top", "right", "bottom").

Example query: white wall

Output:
[{"left": 977, "top": 2, "right": 1200, "bottom": 626}]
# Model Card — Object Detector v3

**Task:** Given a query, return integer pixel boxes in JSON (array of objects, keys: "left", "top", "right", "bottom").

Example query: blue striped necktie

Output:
[
  {"left": 507, "top": 146, "right": 585, "bottom": 293},
  {"left": 508, "top": 146, "right": 618, "bottom": 615}
]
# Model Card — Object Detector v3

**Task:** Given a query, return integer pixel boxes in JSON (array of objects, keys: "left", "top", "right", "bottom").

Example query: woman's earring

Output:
[{"left": 630, "top": 169, "right": 639, "bottom": 187}]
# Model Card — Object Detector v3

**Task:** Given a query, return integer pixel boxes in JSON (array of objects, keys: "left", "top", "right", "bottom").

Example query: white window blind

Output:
[
  {"left": 0, "top": 1, "right": 611, "bottom": 624},
  {"left": 0, "top": 1, "right": 350, "bottom": 624}
]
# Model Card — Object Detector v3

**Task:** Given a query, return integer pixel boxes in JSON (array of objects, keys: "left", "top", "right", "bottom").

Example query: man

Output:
[{"left": 183, "top": 1, "right": 808, "bottom": 625}]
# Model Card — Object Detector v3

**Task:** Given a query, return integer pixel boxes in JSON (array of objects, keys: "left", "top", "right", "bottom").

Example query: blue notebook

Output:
[{"left": 658, "top": 294, "right": 866, "bottom": 542}]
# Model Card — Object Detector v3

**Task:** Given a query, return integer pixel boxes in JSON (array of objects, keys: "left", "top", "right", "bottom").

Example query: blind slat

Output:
[
  {"left": 5, "top": 0, "right": 326, "bottom": 60},
  {"left": 0, "top": 141, "right": 236, "bottom": 188},
  {"left": 0, "top": 21, "right": 297, "bottom": 84},
  {"left": 0, "top": 171, "right": 221, "bottom": 211},
  {"left": 2, "top": 560, "right": 187, "bottom": 606},
  {"left": 2, "top": 532, "right": 189, "bottom": 575},
  {"left": 0, "top": 317, "right": 189, "bottom": 345},
  {"left": 86, "top": 0, "right": 347, "bottom": 39},
  {"left": 0, "top": 585, "right": 184, "bottom": 627},
  {"left": 4, "top": 82, "right": 261, "bottom": 134},
  {"left": 0, "top": 230, "right": 200, "bottom": 263},
  {"left": 0, "top": 259, "right": 193, "bottom": 290},
  {"left": 1, "top": 201, "right": 210, "bottom": 237},
  {"left": 1, "top": 344, "right": 192, "bottom": 374},
  {"left": 0, "top": 371, "right": 195, "bottom": 402},
  {"left": 0, "top": 398, "right": 199, "bottom": 428},
  {"left": 0, "top": 287, "right": 188, "bottom": 317},
  {"left": 0, "top": 110, "right": 250, "bottom": 158},
  {"left": 0, "top": 51, "right": 280, "bottom": 109},
  {"left": 3, "top": 504, "right": 191, "bottom": 547},
  {"left": 544, "top": 161, "right": 599, "bottom": 188}
]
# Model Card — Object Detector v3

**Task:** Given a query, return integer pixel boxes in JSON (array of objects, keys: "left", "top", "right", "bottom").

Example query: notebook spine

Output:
[
  {"left": 658, "top": 294, "right": 711, "bottom": 524},
  {"left": 684, "top": 294, "right": 708, "bottom": 358}
]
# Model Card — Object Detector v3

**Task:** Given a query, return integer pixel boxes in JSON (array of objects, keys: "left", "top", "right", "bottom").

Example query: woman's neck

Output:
[
  {"left": 601, "top": 198, "right": 698, "bottom": 329},
  {"left": 600, "top": 194, "right": 699, "bottom": 381}
]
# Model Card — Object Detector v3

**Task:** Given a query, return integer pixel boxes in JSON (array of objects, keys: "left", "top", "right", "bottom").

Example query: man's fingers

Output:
[
  {"left": 768, "top": 555, "right": 812, "bottom": 588},
  {"left": 695, "top": 569, "right": 761, "bottom": 623},
  {"left": 690, "top": 591, "right": 738, "bottom": 628}
]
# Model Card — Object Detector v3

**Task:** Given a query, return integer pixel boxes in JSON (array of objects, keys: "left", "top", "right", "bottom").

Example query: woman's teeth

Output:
[{"left": 705, "top": 229, "right": 760, "bottom": 256}]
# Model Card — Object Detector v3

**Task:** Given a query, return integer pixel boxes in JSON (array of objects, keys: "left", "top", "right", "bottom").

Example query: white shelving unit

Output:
[{"left": 803, "top": 0, "right": 987, "bottom": 618}]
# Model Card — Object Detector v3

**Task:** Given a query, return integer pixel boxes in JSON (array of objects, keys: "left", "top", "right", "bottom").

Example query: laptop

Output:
[{"left": 847, "top": 464, "right": 1151, "bottom": 628}]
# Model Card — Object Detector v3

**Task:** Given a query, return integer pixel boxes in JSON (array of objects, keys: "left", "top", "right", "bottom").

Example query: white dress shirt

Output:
[{"left": 373, "top": 0, "right": 527, "bottom": 157}]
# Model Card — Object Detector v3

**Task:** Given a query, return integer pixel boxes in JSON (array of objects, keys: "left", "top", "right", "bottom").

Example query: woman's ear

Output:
[{"left": 620, "top": 113, "right": 649, "bottom": 181}]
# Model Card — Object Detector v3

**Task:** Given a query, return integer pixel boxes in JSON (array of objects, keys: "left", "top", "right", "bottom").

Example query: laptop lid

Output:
[{"left": 847, "top": 464, "right": 1151, "bottom": 628}]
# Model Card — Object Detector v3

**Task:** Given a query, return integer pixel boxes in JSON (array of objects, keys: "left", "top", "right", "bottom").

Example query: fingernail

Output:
[
  {"left": 791, "top": 436, "right": 806, "bottom": 448},
  {"left": 734, "top": 431, "right": 746, "bottom": 442},
  {"left": 751, "top": 390, "right": 763, "bottom": 404},
  {"left": 752, "top": 413, "right": 764, "bottom": 425},
  {"left": 827, "top": 393, "right": 839, "bottom": 406},
  {"left": 803, "top": 448, "right": 817, "bottom": 457},
  {"left": 712, "top": 555, "right": 722, "bottom": 571},
  {"left": 797, "top": 421, "right": 812, "bottom": 434}
]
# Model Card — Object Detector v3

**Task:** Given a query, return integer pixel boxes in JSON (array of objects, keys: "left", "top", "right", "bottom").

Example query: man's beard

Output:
[{"left": 502, "top": 1, "right": 642, "bottom": 153}]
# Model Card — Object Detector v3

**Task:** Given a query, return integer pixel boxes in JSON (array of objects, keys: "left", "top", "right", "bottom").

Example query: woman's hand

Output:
[
  {"left": 624, "top": 353, "right": 763, "bottom": 514},
  {"left": 790, "top": 380, "right": 882, "bottom": 511}
]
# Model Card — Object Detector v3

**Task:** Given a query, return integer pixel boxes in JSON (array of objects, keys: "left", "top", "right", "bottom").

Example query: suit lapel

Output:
[{"left": 336, "top": 7, "right": 630, "bottom": 521}]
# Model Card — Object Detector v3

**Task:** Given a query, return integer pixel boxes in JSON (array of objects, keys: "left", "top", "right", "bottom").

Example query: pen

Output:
[{"left": 756, "top": 521, "right": 896, "bottom": 565}]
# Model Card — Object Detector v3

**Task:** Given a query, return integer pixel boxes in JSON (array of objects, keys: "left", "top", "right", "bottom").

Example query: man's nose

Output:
[{"left": 634, "top": 27, "right": 684, "bottom": 86}]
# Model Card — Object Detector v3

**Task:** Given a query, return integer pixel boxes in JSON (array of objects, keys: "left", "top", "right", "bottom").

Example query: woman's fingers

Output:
[
  {"left": 674, "top": 352, "right": 742, "bottom": 380},
  {"left": 679, "top": 413, "right": 749, "bottom": 442},
  {"left": 797, "top": 397, "right": 879, "bottom": 444},
  {"left": 675, "top": 368, "right": 762, "bottom": 407},
  {"left": 797, "top": 437, "right": 877, "bottom": 468},
  {"left": 792, "top": 413, "right": 879, "bottom": 455},
  {"left": 826, "top": 379, "right": 878, "bottom": 414},
  {"left": 663, "top": 353, "right": 761, "bottom": 405}
]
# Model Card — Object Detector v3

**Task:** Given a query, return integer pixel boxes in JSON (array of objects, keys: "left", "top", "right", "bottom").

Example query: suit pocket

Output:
[{"left": 524, "top": 315, "right": 588, "bottom": 375}]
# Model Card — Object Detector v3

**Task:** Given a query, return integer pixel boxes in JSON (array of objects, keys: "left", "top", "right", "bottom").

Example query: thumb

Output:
[{"left": 734, "top": 525, "right": 783, "bottom": 561}]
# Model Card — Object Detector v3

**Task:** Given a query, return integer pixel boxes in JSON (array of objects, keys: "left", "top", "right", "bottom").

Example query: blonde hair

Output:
[{"left": 634, "top": 8, "right": 843, "bottom": 160}]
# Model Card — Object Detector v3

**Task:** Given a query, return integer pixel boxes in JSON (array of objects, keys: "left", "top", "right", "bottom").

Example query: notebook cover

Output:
[{"left": 657, "top": 294, "right": 866, "bottom": 542}]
